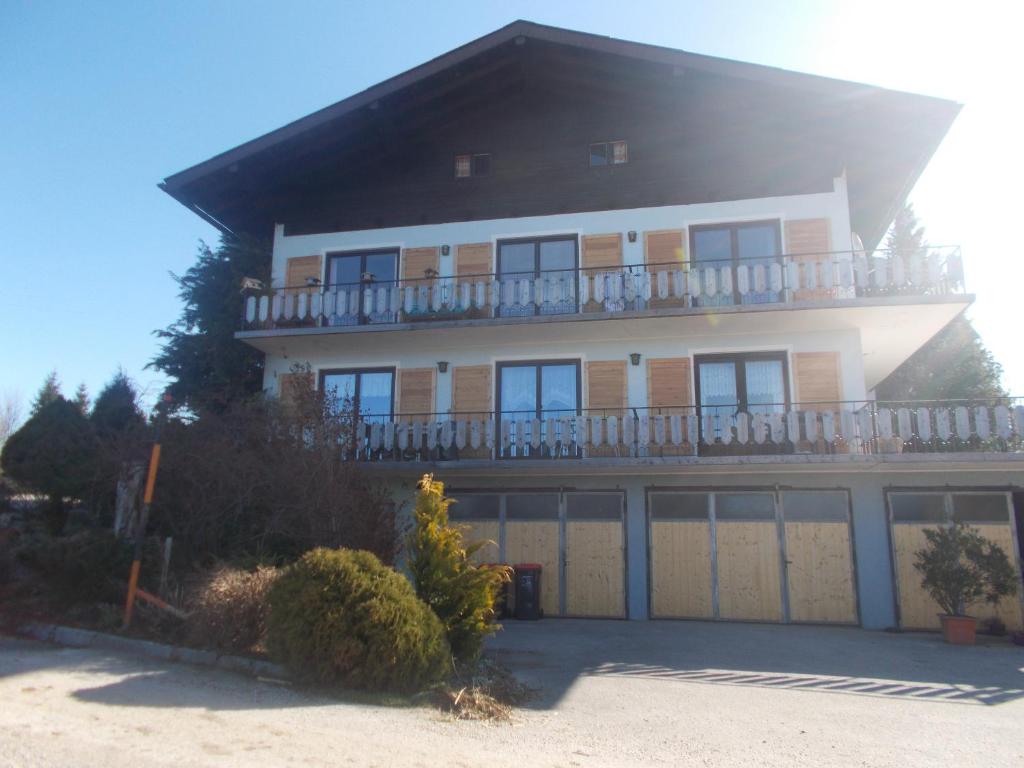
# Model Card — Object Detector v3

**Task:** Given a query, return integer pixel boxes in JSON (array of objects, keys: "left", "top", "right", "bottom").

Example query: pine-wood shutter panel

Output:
[
  {"left": 398, "top": 368, "right": 436, "bottom": 421},
  {"left": 278, "top": 371, "right": 312, "bottom": 409},
  {"left": 402, "top": 247, "right": 440, "bottom": 282},
  {"left": 644, "top": 230, "right": 685, "bottom": 270},
  {"left": 582, "top": 234, "right": 623, "bottom": 271},
  {"left": 793, "top": 352, "right": 842, "bottom": 410},
  {"left": 785, "top": 219, "right": 832, "bottom": 300},
  {"left": 586, "top": 361, "right": 627, "bottom": 412},
  {"left": 455, "top": 243, "right": 493, "bottom": 279},
  {"left": 647, "top": 358, "right": 692, "bottom": 414},
  {"left": 285, "top": 255, "right": 322, "bottom": 291},
  {"left": 452, "top": 365, "right": 492, "bottom": 418}
]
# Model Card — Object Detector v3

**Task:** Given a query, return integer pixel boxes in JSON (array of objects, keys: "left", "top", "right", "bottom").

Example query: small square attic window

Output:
[
  {"left": 590, "top": 141, "right": 628, "bottom": 166},
  {"left": 455, "top": 153, "right": 491, "bottom": 178}
]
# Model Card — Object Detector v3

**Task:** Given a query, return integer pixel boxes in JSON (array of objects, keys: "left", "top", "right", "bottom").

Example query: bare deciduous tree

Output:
[{"left": 0, "top": 390, "right": 23, "bottom": 449}]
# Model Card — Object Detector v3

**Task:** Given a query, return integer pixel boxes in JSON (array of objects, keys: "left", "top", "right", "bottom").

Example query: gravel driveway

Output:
[{"left": 2, "top": 621, "right": 1023, "bottom": 767}]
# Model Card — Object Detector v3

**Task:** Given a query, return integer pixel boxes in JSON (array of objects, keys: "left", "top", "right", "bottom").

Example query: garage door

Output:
[
  {"left": 565, "top": 493, "right": 626, "bottom": 618},
  {"left": 781, "top": 491, "right": 858, "bottom": 624},
  {"left": 889, "top": 491, "right": 1023, "bottom": 631},
  {"left": 450, "top": 490, "right": 626, "bottom": 618},
  {"left": 504, "top": 494, "right": 561, "bottom": 618},
  {"left": 648, "top": 489, "right": 858, "bottom": 624}
]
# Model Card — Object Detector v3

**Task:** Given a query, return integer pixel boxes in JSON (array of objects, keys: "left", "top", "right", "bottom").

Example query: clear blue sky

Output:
[{"left": 2, "top": 0, "right": 1020, "bottom": 413}]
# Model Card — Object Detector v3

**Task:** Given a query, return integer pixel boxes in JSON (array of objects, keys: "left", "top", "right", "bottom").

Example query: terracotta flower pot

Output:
[{"left": 940, "top": 615, "right": 977, "bottom": 645}]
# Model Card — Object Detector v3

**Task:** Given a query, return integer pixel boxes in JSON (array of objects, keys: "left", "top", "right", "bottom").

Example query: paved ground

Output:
[{"left": 2, "top": 621, "right": 1023, "bottom": 767}]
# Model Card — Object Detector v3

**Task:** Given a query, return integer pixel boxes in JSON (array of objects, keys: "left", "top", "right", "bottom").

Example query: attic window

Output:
[
  {"left": 590, "top": 141, "right": 628, "bottom": 167},
  {"left": 455, "top": 153, "right": 491, "bottom": 178}
]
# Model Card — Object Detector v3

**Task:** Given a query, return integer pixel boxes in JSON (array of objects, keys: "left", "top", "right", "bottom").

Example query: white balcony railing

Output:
[
  {"left": 241, "top": 246, "right": 966, "bottom": 331},
  {"left": 330, "top": 398, "right": 1024, "bottom": 463}
]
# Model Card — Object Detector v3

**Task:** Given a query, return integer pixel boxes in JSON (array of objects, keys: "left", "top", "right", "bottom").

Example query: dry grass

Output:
[
  {"left": 431, "top": 657, "right": 534, "bottom": 721},
  {"left": 186, "top": 565, "right": 279, "bottom": 653}
]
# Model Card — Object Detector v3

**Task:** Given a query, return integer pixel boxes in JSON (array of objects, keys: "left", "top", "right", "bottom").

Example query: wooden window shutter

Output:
[
  {"left": 277, "top": 370, "right": 312, "bottom": 409},
  {"left": 646, "top": 358, "right": 692, "bottom": 414},
  {"left": 397, "top": 368, "right": 436, "bottom": 421},
  {"left": 582, "top": 234, "right": 623, "bottom": 271},
  {"left": 285, "top": 255, "right": 322, "bottom": 291},
  {"left": 402, "top": 247, "right": 440, "bottom": 282},
  {"left": 451, "top": 365, "right": 492, "bottom": 418},
  {"left": 785, "top": 219, "right": 832, "bottom": 300},
  {"left": 643, "top": 230, "right": 685, "bottom": 271},
  {"left": 455, "top": 243, "right": 492, "bottom": 279},
  {"left": 784, "top": 218, "right": 831, "bottom": 256},
  {"left": 793, "top": 352, "right": 842, "bottom": 410},
  {"left": 586, "top": 361, "right": 627, "bottom": 412}
]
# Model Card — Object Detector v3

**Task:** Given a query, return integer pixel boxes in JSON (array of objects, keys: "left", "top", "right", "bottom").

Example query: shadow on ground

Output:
[{"left": 487, "top": 619, "right": 1024, "bottom": 709}]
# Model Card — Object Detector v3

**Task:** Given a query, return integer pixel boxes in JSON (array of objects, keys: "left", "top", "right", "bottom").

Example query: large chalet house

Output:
[{"left": 161, "top": 21, "right": 1024, "bottom": 631}]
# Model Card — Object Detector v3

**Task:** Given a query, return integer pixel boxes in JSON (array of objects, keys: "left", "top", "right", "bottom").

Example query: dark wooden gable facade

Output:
[{"left": 161, "top": 21, "right": 959, "bottom": 249}]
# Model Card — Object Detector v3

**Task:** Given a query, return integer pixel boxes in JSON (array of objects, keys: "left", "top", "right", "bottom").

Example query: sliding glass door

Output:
[
  {"left": 496, "top": 236, "right": 578, "bottom": 317},
  {"left": 695, "top": 352, "right": 789, "bottom": 449},
  {"left": 326, "top": 249, "right": 399, "bottom": 325},
  {"left": 690, "top": 220, "right": 782, "bottom": 306},
  {"left": 497, "top": 360, "right": 580, "bottom": 456}
]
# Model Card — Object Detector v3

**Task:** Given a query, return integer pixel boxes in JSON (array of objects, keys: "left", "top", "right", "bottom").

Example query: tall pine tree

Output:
[
  {"left": 31, "top": 370, "right": 62, "bottom": 415},
  {"left": 876, "top": 204, "right": 1005, "bottom": 401},
  {"left": 149, "top": 235, "right": 271, "bottom": 415}
]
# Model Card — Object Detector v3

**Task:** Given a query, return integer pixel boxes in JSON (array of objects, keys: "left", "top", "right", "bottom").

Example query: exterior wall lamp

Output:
[
  {"left": 437, "top": 361, "right": 449, "bottom": 373},
  {"left": 630, "top": 353, "right": 641, "bottom": 366},
  {"left": 627, "top": 231, "right": 637, "bottom": 243},
  {"left": 441, "top": 245, "right": 451, "bottom": 256}
]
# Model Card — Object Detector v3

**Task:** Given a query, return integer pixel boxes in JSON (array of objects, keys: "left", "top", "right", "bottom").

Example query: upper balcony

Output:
[{"left": 239, "top": 245, "right": 967, "bottom": 339}]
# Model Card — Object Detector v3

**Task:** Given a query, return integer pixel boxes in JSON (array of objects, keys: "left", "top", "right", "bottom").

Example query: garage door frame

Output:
[{"left": 646, "top": 486, "right": 859, "bottom": 624}]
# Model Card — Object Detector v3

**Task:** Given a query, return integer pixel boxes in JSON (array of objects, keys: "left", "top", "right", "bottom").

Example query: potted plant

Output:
[{"left": 913, "top": 522, "right": 1019, "bottom": 645}]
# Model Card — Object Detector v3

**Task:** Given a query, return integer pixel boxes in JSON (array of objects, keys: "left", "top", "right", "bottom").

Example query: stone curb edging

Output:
[{"left": 16, "top": 622, "right": 290, "bottom": 681}]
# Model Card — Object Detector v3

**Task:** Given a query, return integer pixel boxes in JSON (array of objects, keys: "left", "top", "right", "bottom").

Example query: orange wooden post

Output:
[{"left": 122, "top": 396, "right": 171, "bottom": 629}]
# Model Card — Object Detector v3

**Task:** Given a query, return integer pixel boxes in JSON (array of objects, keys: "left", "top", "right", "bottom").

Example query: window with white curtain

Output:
[
  {"left": 320, "top": 368, "right": 395, "bottom": 423},
  {"left": 695, "top": 353, "right": 789, "bottom": 416}
]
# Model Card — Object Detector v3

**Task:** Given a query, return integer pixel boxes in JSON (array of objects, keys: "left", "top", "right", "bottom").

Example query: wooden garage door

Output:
[
  {"left": 648, "top": 492, "right": 713, "bottom": 618},
  {"left": 649, "top": 489, "right": 857, "bottom": 623},
  {"left": 565, "top": 493, "right": 626, "bottom": 618},
  {"left": 448, "top": 494, "right": 500, "bottom": 566},
  {"left": 715, "top": 493, "right": 783, "bottom": 621},
  {"left": 504, "top": 494, "right": 562, "bottom": 618},
  {"left": 889, "top": 491, "right": 1024, "bottom": 631},
  {"left": 781, "top": 491, "right": 857, "bottom": 624}
]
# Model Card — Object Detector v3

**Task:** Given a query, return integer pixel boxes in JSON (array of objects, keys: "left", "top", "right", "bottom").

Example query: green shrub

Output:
[
  {"left": 16, "top": 529, "right": 160, "bottom": 606},
  {"left": 914, "top": 522, "right": 1019, "bottom": 616},
  {"left": 407, "top": 474, "right": 510, "bottom": 662},
  {"left": 267, "top": 548, "right": 450, "bottom": 692},
  {"left": 187, "top": 565, "right": 279, "bottom": 652}
]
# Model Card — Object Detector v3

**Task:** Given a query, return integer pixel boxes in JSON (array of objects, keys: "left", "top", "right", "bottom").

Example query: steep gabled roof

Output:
[{"left": 160, "top": 20, "right": 959, "bottom": 247}]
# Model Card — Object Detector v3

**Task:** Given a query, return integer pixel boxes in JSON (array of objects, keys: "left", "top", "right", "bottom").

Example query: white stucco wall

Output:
[
  {"left": 263, "top": 325, "right": 867, "bottom": 409},
  {"left": 270, "top": 176, "right": 853, "bottom": 288}
]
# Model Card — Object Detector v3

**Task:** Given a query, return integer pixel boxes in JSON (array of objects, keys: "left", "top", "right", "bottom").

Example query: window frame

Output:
[
  {"left": 454, "top": 152, "right": 492, "bottom": 179},
  {"left": 495, "top": 359, "right": 583, "bottom": 421},
  {"left": 589, "top": 140, "right": 628, "bottom": 167},
  {"left": 693, "top": 351, "right": 791, "bottom": 415},
  {"left": 318, "top": 366, "right": 397, "bottom": 421},
  {"left": 495, "top": 234, "right": 580, "bottom": 317},
  {"left": 325, "top": 248, "right": 400, "bottom": 325},
  {"left": 689, "top": 220, "right": 783, "bottom": 303}
]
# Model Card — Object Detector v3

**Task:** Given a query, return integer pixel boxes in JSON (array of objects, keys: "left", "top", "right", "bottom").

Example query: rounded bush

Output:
[{"left": 267, "top": 548, "right": 451, "bottom": 692}]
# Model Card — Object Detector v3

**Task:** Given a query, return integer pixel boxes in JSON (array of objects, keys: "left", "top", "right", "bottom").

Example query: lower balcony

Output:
[{"left": 338, "top": 398, "right": 1024, "bottom": 468}]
